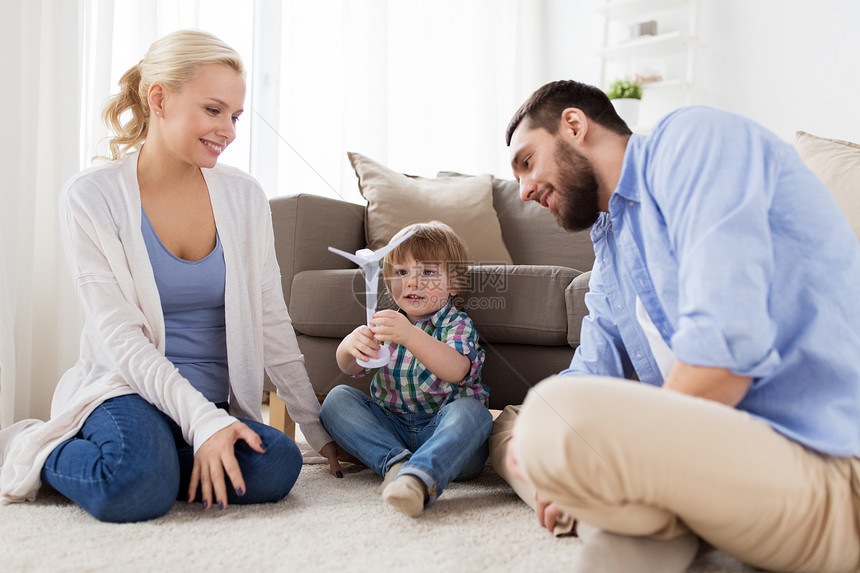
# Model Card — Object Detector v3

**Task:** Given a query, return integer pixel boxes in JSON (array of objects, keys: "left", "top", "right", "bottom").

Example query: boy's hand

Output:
[
  {"left": 371, "top": 310, "right": 416, "bottom": 346},
  {"left": 343, "top": 325, "right": 381, "bottom": 362}
]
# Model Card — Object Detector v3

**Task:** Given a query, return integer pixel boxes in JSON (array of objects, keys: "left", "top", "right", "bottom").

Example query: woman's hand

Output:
[
  {"left": 318, "top": 441, "right": 345, "bottom": 478},
  {"left": 371, "top": 309, "right": 415, "bottom": 346},
  {"left": 189, "top": 421, "right": 265, "bottom": 511}
]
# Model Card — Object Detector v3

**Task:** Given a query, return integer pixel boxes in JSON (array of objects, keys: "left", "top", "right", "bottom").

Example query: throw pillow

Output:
[
  {"left": 795, "top": 131, "right": 860, "bottom": 240},
  {"left": 439, "top": 171, "right": 595, "bottom": 271},
  {"left": 348, "top": 152, "right": 513, "bottom": 264}
]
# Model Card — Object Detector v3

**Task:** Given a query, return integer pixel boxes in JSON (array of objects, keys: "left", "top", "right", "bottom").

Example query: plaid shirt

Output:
[{"left": 370, "top": 304, "right": 488, "bottom": 414}]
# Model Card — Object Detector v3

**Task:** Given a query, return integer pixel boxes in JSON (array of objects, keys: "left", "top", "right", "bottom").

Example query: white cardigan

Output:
[{"left": 1, "top": 152, "right": 331, "bottom": 503}]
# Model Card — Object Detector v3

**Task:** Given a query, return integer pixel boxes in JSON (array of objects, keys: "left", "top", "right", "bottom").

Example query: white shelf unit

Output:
[{"left": 597, "top": 0, "right": 698, "bottom": 132}]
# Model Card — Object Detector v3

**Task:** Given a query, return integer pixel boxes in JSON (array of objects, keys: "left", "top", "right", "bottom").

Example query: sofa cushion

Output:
[
  {"left": 440, "top": 171, "right": 595, "bottom": 270},
  {"left": 290, "top": 270, "right": 387, "bottom": 338},
  {"left": 461, "top": 265, "right": 580, "bottom": 346},
  {"left": 289, "top": 266, "right": 579, "bottom": 346},
  {"left": 348, "top": 152, "right": 514, "bottom": 265},
  {"left": 795, "top": 131, "right": 860, "bottom": 240}
]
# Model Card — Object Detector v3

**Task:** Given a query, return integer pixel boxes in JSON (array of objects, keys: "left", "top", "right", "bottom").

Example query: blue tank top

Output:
[{"left": 141, "top": 207, "right": 229, "bottom": 403}]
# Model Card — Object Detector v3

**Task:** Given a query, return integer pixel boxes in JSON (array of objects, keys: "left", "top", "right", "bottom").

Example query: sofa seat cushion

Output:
[
  {"left": 290, "top": 270, "right": 375, "bottom": 338},
  {"left": 289, "top": 265, "right": 580, "bottom": 346},
  {"left": 460, "top": 265, "right": 580, "bottom": 346}
]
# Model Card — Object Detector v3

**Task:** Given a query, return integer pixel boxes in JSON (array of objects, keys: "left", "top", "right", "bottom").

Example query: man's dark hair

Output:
[{"left": 505, "top": 80, "right": 632, "bottom": 145}]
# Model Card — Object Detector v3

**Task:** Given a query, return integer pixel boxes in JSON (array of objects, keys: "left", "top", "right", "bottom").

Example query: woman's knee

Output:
[
  {"left": 48, "top": 395, "right": 180, "bottom": 523},
  {"left": 87, "top": 447, "right": 180, "bottom": 523},
  {"left": 238, "top": 423, "right": 302, "bottom": 502},
  {"left": 266, "top": 430, "right": 302, "bottom": 498}
]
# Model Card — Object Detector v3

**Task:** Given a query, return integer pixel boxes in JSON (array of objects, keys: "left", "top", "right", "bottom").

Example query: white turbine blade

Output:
[
  {"left": 371, "top": 229, "right": 416, "bottom": 259},
  {"left": 327, "top": 246, "right": 361, "bottom": 266}
]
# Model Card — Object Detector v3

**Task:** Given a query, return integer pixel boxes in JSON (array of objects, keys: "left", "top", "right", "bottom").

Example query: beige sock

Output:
[
  {"left": 376, "top": 461, "right": 405, "bottom": 495},
  {"left": 382, "top": 474, "right": 427, "bottom": 517},
  {"left": 573, "top": 522, "right": 699, "bottom": 573}
]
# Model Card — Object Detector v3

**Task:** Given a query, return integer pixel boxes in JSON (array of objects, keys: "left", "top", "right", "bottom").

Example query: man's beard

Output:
[{"left": 552, "top": 138, "right": 601, "bottom": 232}]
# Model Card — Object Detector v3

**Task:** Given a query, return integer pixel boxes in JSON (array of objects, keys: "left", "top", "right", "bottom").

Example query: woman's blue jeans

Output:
[
  {"left": 40, "top": 394, "right": 301, "bottom": 523},
  {"left": 319, "top": 385, "right": 492, "bottom": 505}
]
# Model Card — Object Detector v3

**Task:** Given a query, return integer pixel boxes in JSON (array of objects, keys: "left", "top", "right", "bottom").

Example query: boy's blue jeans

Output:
[
  {"left": 40, "top": 394, "right": 302, "bottom": 523},
  {"left": 319, "top": 384, "right": 493, "bottom": 505}
]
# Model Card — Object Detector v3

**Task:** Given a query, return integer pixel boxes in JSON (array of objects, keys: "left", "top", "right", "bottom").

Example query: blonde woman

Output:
[{"left": 0, "top": 30, "right": 342, "bottom": 522}]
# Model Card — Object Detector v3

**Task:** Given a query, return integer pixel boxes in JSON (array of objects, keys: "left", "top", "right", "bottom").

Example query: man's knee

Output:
[
  {"left": 516, "top": 376, "right": 626, "bottom": 482},
  {"left": 519, "top": 375, "right": 622, "bottom": 437},
  {"left": 488, "top": 404, "right": 520, "bottom": 468}
]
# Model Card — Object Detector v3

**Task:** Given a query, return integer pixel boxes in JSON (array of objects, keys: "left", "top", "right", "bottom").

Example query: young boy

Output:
[{"left": 319, "top": 221, "right": 492, "bottom": 517}]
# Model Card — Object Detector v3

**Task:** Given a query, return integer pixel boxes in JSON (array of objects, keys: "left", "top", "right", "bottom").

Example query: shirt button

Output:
[{"left": 629, "top": 201, "right": 634, "bottom": 206}]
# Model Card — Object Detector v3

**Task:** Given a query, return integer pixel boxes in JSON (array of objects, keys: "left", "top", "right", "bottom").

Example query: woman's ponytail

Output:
[{"left": 101, "top": 63, "right": 149, "bottom": 161}]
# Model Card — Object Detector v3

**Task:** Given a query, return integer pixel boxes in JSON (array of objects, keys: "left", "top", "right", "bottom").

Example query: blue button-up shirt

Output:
[{"left": 563, "top": 106, "right": 860, "bottom": 456}]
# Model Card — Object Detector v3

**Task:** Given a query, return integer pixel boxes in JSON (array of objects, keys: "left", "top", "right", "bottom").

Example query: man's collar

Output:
[{"left": 611, "top": 133, "right": 646, "bottom": 204}]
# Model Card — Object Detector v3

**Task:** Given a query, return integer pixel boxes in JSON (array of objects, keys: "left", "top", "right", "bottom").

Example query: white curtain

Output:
[
  {"left": 252, "top": 0, "right": 553, "bottom": 202},
  {"left": 0, "top": 0, "right": 253, "bottom": 426},
  {"left": 1, "top": 0, "right": 85, "bottom": 426},
  {"left": 1, "top": 0, "right": 555, "bottom": 425}
]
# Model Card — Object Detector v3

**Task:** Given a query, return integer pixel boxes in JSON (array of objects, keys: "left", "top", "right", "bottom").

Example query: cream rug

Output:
[{"left": 0, "top": 437, "right": 762, "bottom": 573}]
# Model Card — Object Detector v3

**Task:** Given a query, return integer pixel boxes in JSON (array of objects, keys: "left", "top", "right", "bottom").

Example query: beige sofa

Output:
[
  {"left": 265, "top": 131, "right": 860, "bottom": 435},
  {"left": 266, "top": 171, "right": 595, "bottom": 433}
]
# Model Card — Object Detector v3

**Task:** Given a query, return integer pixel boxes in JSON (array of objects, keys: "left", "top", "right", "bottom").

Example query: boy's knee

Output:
[
  {"left": 440, "top": 399, "right": 493, "bottom": 441},
  {"left": 320, "top": 385, "right": 359, "bottom": 417}
]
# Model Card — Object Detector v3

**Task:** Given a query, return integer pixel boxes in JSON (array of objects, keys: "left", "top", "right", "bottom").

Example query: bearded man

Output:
[{"left": 491, "top": 80, "right": 860, "bottom": 573}]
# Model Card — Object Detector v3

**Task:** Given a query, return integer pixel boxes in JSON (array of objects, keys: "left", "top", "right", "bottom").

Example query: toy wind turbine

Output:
[{"left": 328, "top": 229, "right": 415, "bottom": 368}]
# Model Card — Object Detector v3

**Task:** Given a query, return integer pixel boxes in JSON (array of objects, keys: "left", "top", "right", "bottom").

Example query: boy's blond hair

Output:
[{"left": 382, "top": 221, "right": 469, "bottom": 295}]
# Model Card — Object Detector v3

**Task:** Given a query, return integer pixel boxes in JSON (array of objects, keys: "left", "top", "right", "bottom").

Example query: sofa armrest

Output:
[
  {"left": 565, "top": 270, "right": 591, "bottom": 348},
  {"left": 270, "top": 193, "right": 366, "bottom": 305}
]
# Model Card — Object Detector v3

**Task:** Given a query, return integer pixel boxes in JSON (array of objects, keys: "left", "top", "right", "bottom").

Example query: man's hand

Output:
[
  {"left": 507, "top": 432, "right": 568, "bottom": 533},
  {"left": 189, "top": 421, "right": 265, "bottom": 511},
  {"left": 663, "top": 361, "right": 751, "bottom": 407},
  {"left": 506, "top": 437, "right": 528, "bottom": 483},
  {"left": 536, "top": 492, "right": 566, "bottom": 532}
]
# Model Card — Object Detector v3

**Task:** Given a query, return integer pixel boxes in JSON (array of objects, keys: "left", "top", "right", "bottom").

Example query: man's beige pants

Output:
[{"left": 491, "top": 375, "right": 860, "bottom": 573}]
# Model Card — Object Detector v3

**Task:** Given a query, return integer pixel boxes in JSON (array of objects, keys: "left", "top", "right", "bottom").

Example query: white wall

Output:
[
  {"left": 547, "top": 0, "right": 860, "bottom": 144},
  {"left": 695, "top": 0, "right": 860, "bottom": 144}
]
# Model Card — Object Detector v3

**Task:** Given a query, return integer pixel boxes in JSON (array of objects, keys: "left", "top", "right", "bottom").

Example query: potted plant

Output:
[{"left": 606, "top": 78, "right": 643, "bottom": 128}]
